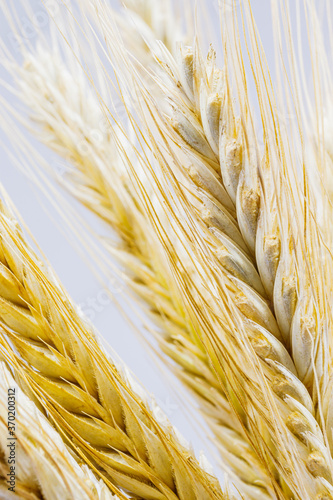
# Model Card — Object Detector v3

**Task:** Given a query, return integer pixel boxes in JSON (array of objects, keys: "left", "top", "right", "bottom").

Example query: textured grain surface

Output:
[
  {"left": 138, "top": 41, "right": 333, "bottom": 497},
  {"left": 1, "top": 0, "right": 333, "bottom": 498},
  {"left": 0, "top": 363, "right": 116, "bottom": 500},
  {"left": 0, "top": 195, "right": 226, "bottom": 500},
  {"left": 17, "top": 44, "right": 274, "bottom": 500}
]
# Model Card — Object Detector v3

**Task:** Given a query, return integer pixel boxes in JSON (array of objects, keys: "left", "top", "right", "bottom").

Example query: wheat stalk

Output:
[
  {"left": 0, "top": 192, "right": 227, "bottom": 500},
  {"left": 1, "top": 0, "right": 333, "bottom": 498},
  {"left": 15, "top": 8, "right": 332, "bottom": 497},
  {"left": 133, "top": 27, "right": 332, "bottom": 396},
  {"left": 122, "top": 0, "right": 333, "bottom": 494},
  {"left": 122, "top": 36, "right": 333, "bottom": 490},
  {"left": 75, "top": 7, "right": 333, "bottom": 493},
  {"left": 84, "top": 6, "right": 333, "bottom": 495},
  {"left": 0, "top": 362, "right": 118, "bottom": 500},
  {"left": 15, "top": 43, "right": 276, "bottom": 500}
]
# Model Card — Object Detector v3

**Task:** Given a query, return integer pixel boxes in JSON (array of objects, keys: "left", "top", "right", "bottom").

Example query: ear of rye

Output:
[
  {"left": 0, "top": 193, "right": 226, "bottom": 500},
  {"left": 0, "top": 362, "right": 119, "bottom": 500},
  {"left": 1, "top": 0, "right": 333, "bottom": 499},
  {"left": 15, "top": 42, "right": 276, "bottom": 500},
  {"left": 97, "top": 11, "right": 333, "bottom": 498}
]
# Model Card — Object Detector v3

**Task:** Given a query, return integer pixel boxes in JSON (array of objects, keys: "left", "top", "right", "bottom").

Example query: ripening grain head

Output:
[
  {"left": 0, "top": 190, "right": 227, "bottom": 500},
  {"left": 0, "top": 1, "right": 333, "bottom": 500},
  {"left": 0, "top": 362, "right": 118, "bottom": 500}
]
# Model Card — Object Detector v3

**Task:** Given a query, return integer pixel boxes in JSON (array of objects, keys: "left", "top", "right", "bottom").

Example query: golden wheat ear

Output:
[
  {"left": 13, "top": 42, "right": 276, "bottom": 500},
  {"left": 1, "top": 2, "right": 301, "bottom": 497},
  {"left": 0, "top": 190, "right": 228, "bottom": 500},
  {"left": 129, "top": 42, "right": 333, "bottom": 497},
  {"left": 0, "top": 362, "right": 118, "bottom": 500},
  {"left": 96, "top": 5, "right": 333, "bottom": 496},
  {"left": 2, "top": 0, "right": 333, "bottom": 498}
]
